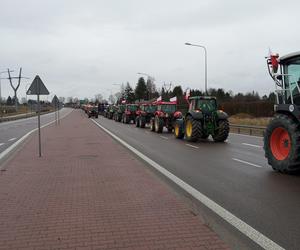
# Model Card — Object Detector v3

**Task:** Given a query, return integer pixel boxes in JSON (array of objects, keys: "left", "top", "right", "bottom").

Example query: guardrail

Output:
[
  {"left": 0, "top": 110, "right": 54, "bottom": 123},
  {"left": 230, "top": 124, "right": 266, "bottom": 137}
]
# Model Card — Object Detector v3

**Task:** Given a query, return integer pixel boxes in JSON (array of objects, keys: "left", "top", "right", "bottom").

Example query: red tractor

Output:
[
  {"left": 150, "top": 101, "right": 182, "bottom": 133},
  {"left": 135, "top": 103, "right": 157, "bottom": 128},
  {"left": 264, "top": 51, "right": 300, "bottom": 173},
  {"left": 122, "top": 104, "right": 138, "bottom": 124}
]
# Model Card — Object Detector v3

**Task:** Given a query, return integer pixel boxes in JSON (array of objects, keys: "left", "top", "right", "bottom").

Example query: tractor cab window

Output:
[
  {"left": 284, "top": 57, "right": 300, "bottom": 101},
  {"left": 161, "top": 104, "right": 176, "bottom": 113},
  {"left": 196, "top": 99, "right": 216, "bottom": 112},
  {"left": 127, "top": 105, "right": 137, "bottom": 111},
  {"left": 145, "top": 105, "right": 157, "bottom": 112}
]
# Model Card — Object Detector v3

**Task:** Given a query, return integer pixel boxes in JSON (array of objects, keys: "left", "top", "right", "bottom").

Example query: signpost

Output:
[
  {"left": 52, "top": 95, "right": 59, "bottom": 125},
  {"left": 26, "top": 75, "right": 49, "bottom": 157}
]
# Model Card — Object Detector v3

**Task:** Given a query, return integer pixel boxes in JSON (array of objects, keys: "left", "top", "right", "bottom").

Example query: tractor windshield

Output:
[
  {"left": 127, "top": 105, "right": 138, "bottom": 111},
  {"left": 161, "top": 104, "right": 176, "bottom": 113},
  {"left": 283, "top": 57, "right": 300, "bottom": 100},
  {"left": 196, "top": 99, "right": 216, "bottom": 112},
  {"left": 145, "top": 105, "right": 157, "bottom": 113}
]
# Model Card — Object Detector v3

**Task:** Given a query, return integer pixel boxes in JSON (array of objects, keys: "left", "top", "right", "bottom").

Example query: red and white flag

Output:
[
  {"left": 156, "top": 96, "right": 162, "bottom": 102},
  {"left": 185, "top": 88, "right": 191, "bottom": 100},
  {"left": 170, "top": 96, "right": 177, "bottom": 102}
]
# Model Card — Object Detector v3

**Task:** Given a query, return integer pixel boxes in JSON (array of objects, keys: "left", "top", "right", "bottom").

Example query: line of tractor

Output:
[
  {"left": 81, "top": 51, "right": 300, "bottom": 175},
  {"left": 94, "top": 96, "right": 230, "bottom": 143}
]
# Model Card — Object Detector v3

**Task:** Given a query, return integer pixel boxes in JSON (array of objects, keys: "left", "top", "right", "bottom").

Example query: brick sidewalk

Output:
[{"left": 0, "top": 110, "right": 229, "bottom": 250}]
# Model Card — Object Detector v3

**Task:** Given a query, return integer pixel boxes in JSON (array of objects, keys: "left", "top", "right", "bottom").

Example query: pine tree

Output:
[
  {"left": 124, "top": 82, "right": 135, "bottom": 103},
  {"left": 135, "top": 77, "right": 147, "bottom": 101}
]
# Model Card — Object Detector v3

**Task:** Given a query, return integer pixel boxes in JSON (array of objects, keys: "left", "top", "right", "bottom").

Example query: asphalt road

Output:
[
  {"left": 0, "top": 108, "right": 72, "bottom": 154},
  {"left": 94, "top": 115, "right": 300, "bottom": 250}
]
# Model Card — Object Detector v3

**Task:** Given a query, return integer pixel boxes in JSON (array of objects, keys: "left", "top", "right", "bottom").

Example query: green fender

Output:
[{"left": 216, "top": 110, "right": 228, "bottom": 120}]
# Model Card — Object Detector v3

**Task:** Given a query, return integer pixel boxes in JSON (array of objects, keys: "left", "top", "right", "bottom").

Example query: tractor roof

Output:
[
  {"left": 189, "top": 96, "right": 216, "bottom": 100},
  {"left": 280, "top": 51, "right": 300, "bottom": 63},
  {"left": 153, "top": 101, "right": 176, "bottom": 105}
]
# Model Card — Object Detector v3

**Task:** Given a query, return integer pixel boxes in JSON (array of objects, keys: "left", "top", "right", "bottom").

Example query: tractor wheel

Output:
[
  {"left": 264, "top": 114, "right": 300, "bottom": 173},
  {"left": 150, "top": 118, "right": 155, "bottom": 132},
  {"left": 125, "top": 115, "right": 130, "bottom": 124},
  {"left": 185, "top": 116, "right": 201, "bottom": 142},
  {"left": 95, "top": 115, "right": 98, "bottom": 119},
  {"left": 167, "top": 127, "right": 173, "bottom": 133},
  {"left": 155, "top": 116, "right": 163, "bottom": 133},
  {"left": 212, "top": 119, "right": 229, "bottom": 142},
  {"left": 140, "top": 116, "right": 146, "bottom": 128},
  {"left": 135, "top": 117, "right": 140, "bottom": 127},
  {"left": 174, "top": 120, "right": 184, "bottom": 139}
]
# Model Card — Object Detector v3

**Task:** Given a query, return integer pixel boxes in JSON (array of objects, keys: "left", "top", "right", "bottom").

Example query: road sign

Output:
[
  {"left": 52, "top": 95, "right": 60, "bottom": 125},
  {"left": 52, "top": 95, "right": 59, "bottom": 105},
  {"left": 27, "top": 75, "right": 49, "bottom": 157},
  {"left": 26, "top": 75, "right": 49, "bottom": 95}
]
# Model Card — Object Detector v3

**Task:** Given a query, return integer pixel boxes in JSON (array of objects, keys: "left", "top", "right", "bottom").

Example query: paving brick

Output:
[{"left": 0, "top": 110, "right": 230, "bottom": 249}]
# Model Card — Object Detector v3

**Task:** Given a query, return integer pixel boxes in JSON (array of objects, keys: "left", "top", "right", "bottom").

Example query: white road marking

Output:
[
  {"left": 242, "top": 143, "right": 262, "bottom": 148},
  {"left": 230, "top": 132, "right": 263, "bottom": 139},
  {"left": 92, "top": 119, "right": 283, "bottom": 250},
  {"left": 160, "top": 136, "right": 169, "bottom": 140},
  {"left": 185, "top": 143, "right": 199, "bottom": 149},
  {"left": 232, "top": 158, "right": 263, "bottom": 168},
  {"left": 8, "top": 138, "right": 16, "bottom": 142},
  {"left": 0, "top": 143, "right": 4, "bottom": 147}
]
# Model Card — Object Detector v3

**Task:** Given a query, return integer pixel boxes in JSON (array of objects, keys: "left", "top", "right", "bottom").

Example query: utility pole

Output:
[{"left": 7, "top": 68, "right": 29, "bottom": 112}]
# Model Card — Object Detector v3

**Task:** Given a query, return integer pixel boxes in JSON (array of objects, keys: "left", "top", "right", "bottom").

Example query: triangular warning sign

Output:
[
  {"left": 52, "top": 95, "right": 59, "bottom": 105},
  {"left": 26, "top": 75, "right": 49, "bottom": 95}
]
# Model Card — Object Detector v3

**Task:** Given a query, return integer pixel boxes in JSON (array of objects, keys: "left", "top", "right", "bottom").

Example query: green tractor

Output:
[
  {"left": 107, "top": 105, "right": 117, "bottom": 120},
  {"left": 174, "top": 96, "right": 229, "bottom": 142},
  {"left": 114, "top": 105, "right": 125, "bottom": 122}
]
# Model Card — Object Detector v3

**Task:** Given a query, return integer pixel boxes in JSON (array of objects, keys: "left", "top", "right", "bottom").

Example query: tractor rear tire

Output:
[
  {"left": 136, "top": 117, "right": 140, "bottom": 127},
  {"left": 155, "top": 116, "right": 164, "bottom": 133},
  {"left": 264, "top": 114, "right": 300, "bottom": 173},
  {"left": 150, "top": 118, "right": 155, "bottom": 132},
  {"left": 212, "top": 119, "right": 229, "bottom": 142},
  {"left": 125, "top": 115, "right": 130, "bottom": 124},
  {"left": 185, "top": 116, "right": 201, "bottom": 142},
  {"left": 140, "top": 116, "right": 146, "bottom": 128},
  {"left": 174, "top": 120, "right": 184, "bottom": 139}
]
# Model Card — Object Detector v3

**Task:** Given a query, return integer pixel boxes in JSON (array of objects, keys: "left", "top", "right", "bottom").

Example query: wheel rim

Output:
[
  {"left": 175, "top": 124, "right": 179, "bottom": 136},
  {"left": 186, "top": 120, "right": 192, "bottom": 137},
  {"left": 270, "top": 127, "right": 291, "bottom": 161},
  {"left": 155, "top": 117, "right": 158, "bottom": 131}
]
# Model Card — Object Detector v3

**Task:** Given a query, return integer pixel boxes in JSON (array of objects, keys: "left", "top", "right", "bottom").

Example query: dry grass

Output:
[{"left": 229, "top": 113, "right": 271, "bottom": 127}]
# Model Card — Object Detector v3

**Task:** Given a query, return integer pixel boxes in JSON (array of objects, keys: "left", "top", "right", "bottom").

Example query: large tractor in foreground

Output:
[
  {"left": 135, "top": 103, "right": 157, "bottom": 128},
  {"left": 264, "top": 52, "right": 300, "bottom": 173},
  {"left": 174, "top": 96, "right": 229, "bottom": 142},
  {"left": 150, "top": 101, "right": 182, "bottom": 133}
]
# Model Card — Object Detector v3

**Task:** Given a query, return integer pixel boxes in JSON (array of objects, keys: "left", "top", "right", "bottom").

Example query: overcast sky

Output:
[{"left": 0, "top": 0, "right": 299, "bottom": 101}]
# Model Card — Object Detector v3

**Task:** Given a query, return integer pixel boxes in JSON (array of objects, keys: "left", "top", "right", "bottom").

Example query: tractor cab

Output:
[
  {"left": 126, "top": 104, "right": 138, "bottom": 113},
  {"left": 189, "top": 96, "right": 217, "bottom": 114},
  {"left": 267, "top": 51, "right": 300, "bottom": 106},
  {"left": 157, "top": 102, "right": 177, "bottom": 114}
]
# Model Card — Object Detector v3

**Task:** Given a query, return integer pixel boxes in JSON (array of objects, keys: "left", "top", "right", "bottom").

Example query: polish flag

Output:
[
  {"left": 185, "top": 89, "right": 191, "bottom": 100},
  {"left": 157, "top": 96, "right": 162, "bottom": 102},
  {"left": 170, "top": 96, "right": 177, "bottom": 102}
]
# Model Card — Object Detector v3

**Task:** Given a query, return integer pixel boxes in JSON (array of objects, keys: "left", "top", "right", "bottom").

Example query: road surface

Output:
[
  {"left": 94, "top": 115, "right": 300, "bottom": 250},
  {"left": 0, "top": 108, "right": 72, "bottom": 154}
]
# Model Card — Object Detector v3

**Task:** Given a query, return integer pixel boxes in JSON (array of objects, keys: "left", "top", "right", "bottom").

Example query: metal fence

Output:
[{"left": 230, "top": 124, "right": 265, "bottom": 137}]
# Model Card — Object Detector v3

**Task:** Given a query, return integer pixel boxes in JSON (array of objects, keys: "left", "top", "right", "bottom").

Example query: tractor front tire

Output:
[
  {"left": 136, "top": 117, "right": 140, "bottom": 127},
  {"left": 140, "top": 116, "right": 146, "bottom": 128},
  {"left": 174, "top": 120, "right": 184, "bottom": 139},
  {"left": 155, "top": 116, "right": 164, "bottom": 133},
  {"left": 212, "top": 119, "right": 229, "bottom": 142},
  {"left": 264, "top": 114, "right": 300, "bottom": 173},
  {"left": 150, "top": 118, "right": 155, "bottom": 132},
  {"left": 185, "top": 116, "right": 201, "bottom": 142}
]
